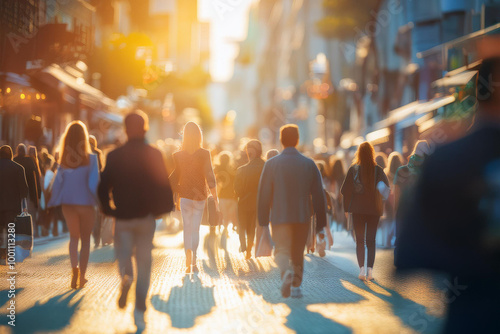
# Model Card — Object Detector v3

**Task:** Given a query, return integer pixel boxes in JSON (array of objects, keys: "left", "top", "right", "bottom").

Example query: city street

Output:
[{"left": 1, "top": 222, "right": 446, "bottom": 334}]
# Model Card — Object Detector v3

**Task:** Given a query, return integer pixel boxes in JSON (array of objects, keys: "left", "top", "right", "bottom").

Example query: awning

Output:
[
  {"left": 432, "top": 71, "right": 478, "bottom": 88},
  {"left": 41, "top": 65, "right": 104, "bottom": 99},
  {"left": 415, "top": 95, "right": 456, "bottom": 115},
  {"left": 366, "top": 128, "right": 391, "bottom": 145},
  {"left": 92, "top": 110, "right": 124, "bottom": 125},
  {"left": 371, "top": 95, "right": 456, "bottom": 131},
  {"left": 0, "top": 72, "right": 31, "bottom": 87}
]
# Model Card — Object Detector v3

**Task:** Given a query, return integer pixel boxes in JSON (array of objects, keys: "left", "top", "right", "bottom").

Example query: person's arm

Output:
[
  {"left": 88, "top": 154, "right": 100, "bottom": 199},
  {"left": 257, "top": 161, "right": 273, "bottom": 227},
  {"left": 233, "top": 167, "right": 244, "bottom": 198},
  {"left": 311, "top": 162, "right": 327, "bottom": 233},
  {"left": 97, "top": 153, "right": 114, "bottom": 216}
]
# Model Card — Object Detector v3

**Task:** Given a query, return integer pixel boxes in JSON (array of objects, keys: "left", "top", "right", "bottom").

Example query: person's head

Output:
[
  {"left": 477, "top": 57, "right": 500, "bottom": 117},
  {"left": 386, "top": 152, "right": 404, "bottom": 176},
  {"left": 375, "top": 152, "right": 387, "bottom": 169},
  {"left": 218, "top": 151, "right": 233, "bottom": 166},
  {"left": 28, "top": 146, "right": 38, "bottom": 159},
  {"left": 411, "top": 140, "right": 430, "bottom": 158},
  {"left": 58, "top": 120, "right": 91, "bottom": 168},
  {"left": 315, "top": 160, "right": 327, "bottom": 178},
  {"left": 353, "top": 142, "right": 377, "bottom": 189},
  {"left": 280, "top": 124, "right": 299, "bottom": 148},
  {"left": 88, "top": 135, "right": 98, "bottom": 150},
  {"left": 353, "top": 142, "right": 376, "bottom": 167},
  {"left": 331, "top": 157, "right": 345, "bottom": 183},
  {"left": 181, "top": 121, "right": 203, "bottom": 154},
  {"left": 42, "top": 155, "right": 54, "bottom": 172},
  {"left": 125, "top": 110, "right": 149, "bottom": 140},
  {"left": 245, "top": 140, "right": 262, "bottom": 160},
  {"left": 16, "top": 143, "right": 27, "bottom": 157},
  {"left": 0, "top": 145, "right": 13, "bottom": 160},
  {"left": 266, "top": 149, "right": 279, "bottom": 160}
]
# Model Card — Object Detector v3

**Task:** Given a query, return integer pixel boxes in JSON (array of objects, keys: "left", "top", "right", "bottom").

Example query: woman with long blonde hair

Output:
[
  {"left": 341, "top": 142, "right": 389, "bottom": 281},
  {"left": 48, "top": 121, "right": 100, "bottom": 288},
  {"left": 171, "top": 122, "right": 218, "bottom": 273}
]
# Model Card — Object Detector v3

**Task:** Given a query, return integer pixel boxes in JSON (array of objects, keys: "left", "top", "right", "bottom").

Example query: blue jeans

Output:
[{"left": 114, "top": 215, "right": 156, "bottom": 311}]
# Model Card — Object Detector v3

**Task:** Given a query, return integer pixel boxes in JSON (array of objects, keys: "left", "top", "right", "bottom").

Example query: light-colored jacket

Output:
[
  {"left": 49, "top": 154, "right": 99, "bottom": 207},
  {"left": 257, "top": 147, "right": 327, "bottom": 230}
]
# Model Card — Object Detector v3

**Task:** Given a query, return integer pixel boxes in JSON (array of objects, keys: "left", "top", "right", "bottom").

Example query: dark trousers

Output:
[
  {"left": 271, "top": 223, "right": 309, "bottom": 287},
  {"left": 238, "top": 210, "right": 256, "bottom": 253},
  {"left": 114, "top": 216, "right": 156, "bottom": 311},
  {"left": 92, "top": 209, "right": 102, "bottom": 246},
  {"left": 352, "top": 214, "right": 380, "bottom": 268}
]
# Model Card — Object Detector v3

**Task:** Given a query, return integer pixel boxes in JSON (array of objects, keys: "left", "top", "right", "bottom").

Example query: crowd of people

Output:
[{"left": 1, "top": 56, "right": 499, "bottom": 333}]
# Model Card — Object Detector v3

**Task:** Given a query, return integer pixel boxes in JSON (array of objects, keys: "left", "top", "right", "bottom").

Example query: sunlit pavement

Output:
[{"left": 1, "top": 222, "right": 447, "bottom": 334}]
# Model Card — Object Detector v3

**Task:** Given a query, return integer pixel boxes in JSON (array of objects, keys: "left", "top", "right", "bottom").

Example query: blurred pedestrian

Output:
[
  {"left": 98, "top": 111, "right": 173, "bottom": 330},
  {"left": 89, "top": 135, "right": 104, "bottom": 248},
  {"left": 265, "top": 149, "right": 279, "bottom": 160},
  {"left": 375, "top": 152, "right": 388, "bottom": 170},
  {"left": 341, "top": 142, "right": 389, "bottom": 281},
  {"left": 379, "top": 152, "right": 404, "bottom": 247},
  {"left": 214, "top": 151, "right": 237, "bottom": 236},
  {"left": 48, "top": 121, "right": 100, "bottom": 289},
  {"left": 258, "top": 125, "right": 327, "bottom": 298},
  {"left": 234, "top": 140, "right": 265, "bottom": 259},
  {"left": 330, "top": 157, "right": 347, "bottom": 231},
  {"left": 14, "top": 144, "right": 41, "bottom": 236},
  {"left": 395, "top": 55, "right": 500, "bottom": 333},
  {"left": 0, "top": 145, "right": 29, "bottom": 262},
  {"left": 170, "top": 122, "right": 218, "bottom": 274},
  {"left": 39, "top": 154, "right": 57, "bottom": 237},
  {"left": 393, "top": 141, "right": 430, "bottom": 212},
  {"left": 29, "top": 145, "right": 42, "bottom": 237}
]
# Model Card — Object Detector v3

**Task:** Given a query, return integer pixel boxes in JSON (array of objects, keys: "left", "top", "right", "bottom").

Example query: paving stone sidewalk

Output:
[{"left": 1, "top": 226, "right": 446, "bottom": 334}]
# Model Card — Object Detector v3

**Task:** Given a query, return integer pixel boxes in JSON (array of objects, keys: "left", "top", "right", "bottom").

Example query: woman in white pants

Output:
[{"left": 171, "top": 122, "right": 218, "bottom": 273}]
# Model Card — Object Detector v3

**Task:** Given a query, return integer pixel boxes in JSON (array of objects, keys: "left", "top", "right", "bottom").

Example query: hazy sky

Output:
[{"left": 199, "top": 0, "right": 256, "bottom": 82}]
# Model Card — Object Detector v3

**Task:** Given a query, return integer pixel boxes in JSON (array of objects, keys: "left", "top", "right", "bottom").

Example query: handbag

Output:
[{"left": 13, "top": 200, "right": 33, "bottom": 263}]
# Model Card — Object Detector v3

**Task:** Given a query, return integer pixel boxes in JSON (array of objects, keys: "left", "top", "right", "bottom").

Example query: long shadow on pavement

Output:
[
  {"left": 151, "top": 276, "right": 215, "bottom": 329},
  {"left": 0, "top": 288, "right": 24, "bottom": 309},
  {"left": 0, "top": 290, "right": 82, "bottom": 334}
]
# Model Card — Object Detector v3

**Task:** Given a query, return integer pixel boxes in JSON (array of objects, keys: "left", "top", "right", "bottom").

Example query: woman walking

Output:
[
  {"left": 49, "top": 121, "right": 99, "bottom": 288},
  {"left": 341, "top": 142, "right": 389, "bottom": 281},
  {"left": 214, "top": 151, "right": 237, "bottom": 235},
  {"left": 171, "top": 122, "right": 218, "bottom": 274}
]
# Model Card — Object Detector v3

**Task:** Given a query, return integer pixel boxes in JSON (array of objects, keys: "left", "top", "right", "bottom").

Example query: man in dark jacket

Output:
[
  {"left": 258, "top": 125, "right": 327, "bottom": 298},
  {"left": 0, "top": 145, "right": 29, "bottom": 261},
  {"left": 98, "top": 110, "right": 173, "bottom": 331},
  {"left": 14, "top": 144, "right": 40, "bottom": 211},
  {"left": 396, "top": 55, "right": 500, "bottom": 333},
  {"left": 234, "top": 140, "right": 265, "bottom": 259}
]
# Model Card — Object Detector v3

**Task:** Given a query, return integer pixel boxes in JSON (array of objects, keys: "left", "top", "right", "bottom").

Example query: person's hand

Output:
[
  {"left": 344, "top": 212, "right": 349, "bottom": 220},
  {"left": 23, "top": 207, "right": 28, "bottom": 213}
]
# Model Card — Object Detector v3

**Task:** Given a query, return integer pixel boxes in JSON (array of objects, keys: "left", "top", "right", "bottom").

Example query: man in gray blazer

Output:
[{"left": 257, "top": 124, "right": 327, "bottom": 298}]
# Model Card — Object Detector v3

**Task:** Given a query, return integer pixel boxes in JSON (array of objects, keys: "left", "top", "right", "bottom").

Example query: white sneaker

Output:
[
  {"left": 281, "top": 270, "right": 293, "bottom": 298},
  {"left": 291, "top": 287, "right": 303, "bottom": 298},
  {"left": 367, "top": 267, "right": 374, "bottom": 281},
  {"left": 358, "top": 266, "right": 366, "bottom": 280},
  {"left": 134, "top": 309, "right": 146, "bottom": 331},
  {"left": 316, "top": 234, "right": 326, "bottom": 257}
]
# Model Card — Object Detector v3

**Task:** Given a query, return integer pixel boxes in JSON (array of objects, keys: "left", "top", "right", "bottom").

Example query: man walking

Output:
[
  {"left": 234, "top": 140, "right": 265, "bottom": 259},
  {"left": 258, "top": 124, "right": 327, "bottom": 298},
  {"left": 0, "top": 145, "right": 28, "bottom": 262},
  {"left": 98, "top": 111, "right": 173, "bottom": 330}
]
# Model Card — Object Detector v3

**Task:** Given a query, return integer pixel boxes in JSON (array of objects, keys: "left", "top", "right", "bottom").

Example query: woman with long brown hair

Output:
[
  {"left": 170, "top": 121, "right": 218, "bottom": 274},
  {"left": 48, "top": 121, "right": 99, "bottom": 288},
  {"left": 341, "top": 142, "right": 389, "bottom": 281}
]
